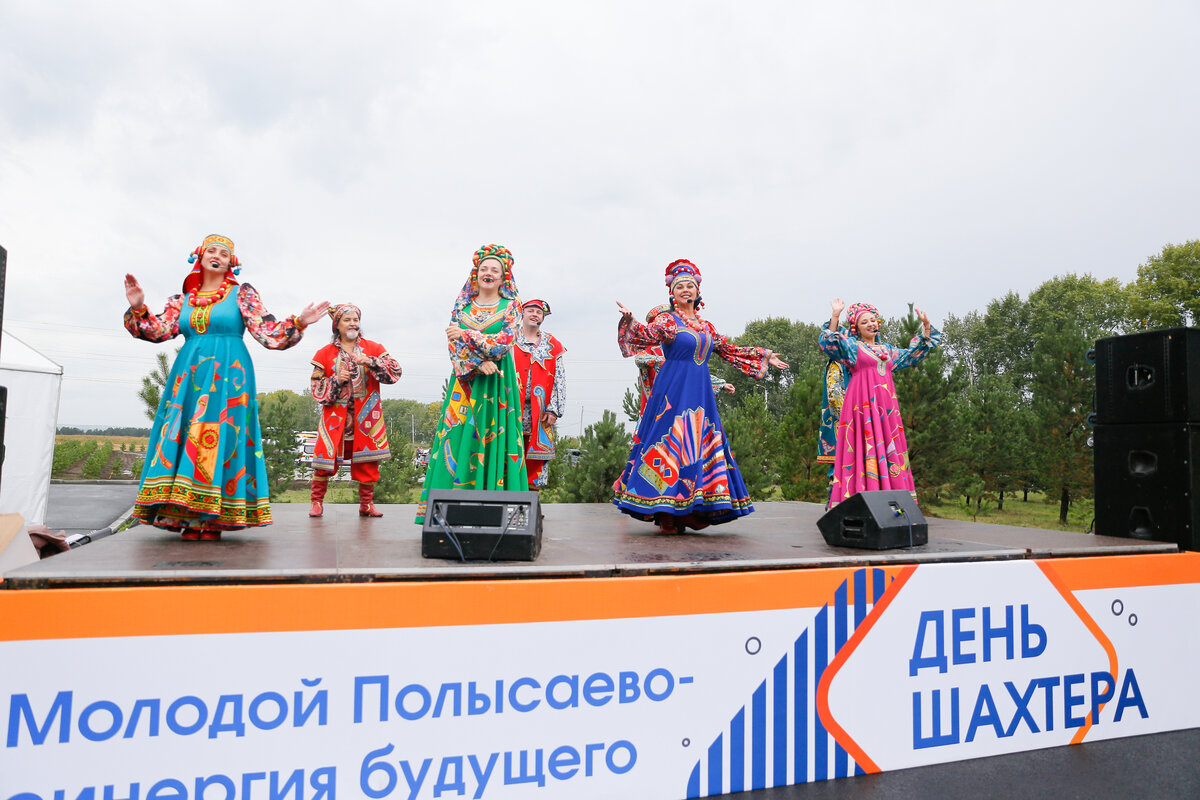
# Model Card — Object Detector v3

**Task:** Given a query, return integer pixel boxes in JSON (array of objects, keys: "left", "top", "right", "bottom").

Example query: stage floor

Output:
[{"left": 1, "top": 502, "right": 1176, "bottom": 589}]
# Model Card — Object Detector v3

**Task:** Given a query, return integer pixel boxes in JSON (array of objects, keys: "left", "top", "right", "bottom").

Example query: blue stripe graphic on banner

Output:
[
  {"left": 774, "top": 658, "right": 787, "bottom": 787},
  {"left": 752, "top": 680, "right": 767, "bottom": 790},
  {"left": 684, "top": 567, "right": 895, "bottom": 795}
]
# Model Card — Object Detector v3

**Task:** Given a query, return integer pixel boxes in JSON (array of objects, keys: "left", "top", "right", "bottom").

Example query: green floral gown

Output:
[{"left": 416, "top": 297, "right": 529, "bottom": 523}]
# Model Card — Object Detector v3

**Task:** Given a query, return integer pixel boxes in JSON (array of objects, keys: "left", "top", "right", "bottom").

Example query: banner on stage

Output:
[{"left": 2, "top": 554, "right": 1199, "bottom": 799}]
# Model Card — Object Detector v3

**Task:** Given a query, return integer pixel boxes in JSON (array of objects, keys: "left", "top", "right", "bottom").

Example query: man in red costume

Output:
[
  {"left": 309, "top": 304, "right": 402, "bottom": 517},
  {"left": 511, "top": 299, "right": 566, "bottom": 490}
]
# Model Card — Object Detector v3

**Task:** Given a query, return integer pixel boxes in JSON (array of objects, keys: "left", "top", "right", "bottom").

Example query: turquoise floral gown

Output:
[{"left": 124, "top": 284, "right": 306, "bottom": 532}]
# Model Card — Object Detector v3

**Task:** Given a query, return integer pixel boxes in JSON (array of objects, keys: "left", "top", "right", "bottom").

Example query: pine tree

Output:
[
  {"left": 138, "top": 349, "right": 178, "bottom": 422},
  {"left": 722, "top": 394, "right": 777, "bottom": 499},
  {"left": 559, "top": 411, "right": 631, "bottom": 503},
  {"left": 775, "top": 373, "right": 827, "bottom": 501}
]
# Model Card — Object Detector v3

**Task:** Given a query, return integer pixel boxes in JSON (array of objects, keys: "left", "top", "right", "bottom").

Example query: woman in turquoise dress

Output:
[
  {"left": 123, "top": 234, "right": 329, "bottom": 539},
  {"left": 614, "top": 259, "right": 789, "bottom": 532},
  {"left": 415, "top": 244, "right": 529, "bottom": 524}
]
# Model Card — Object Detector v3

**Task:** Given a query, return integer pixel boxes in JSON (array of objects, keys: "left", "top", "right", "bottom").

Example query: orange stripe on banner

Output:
[
  {"left": 0, "top": 567, "right": 896, "bottom": 642},
  {"left": 1036, "top": 561, "right": 1119, "bottom": 745},
  {"left": 816, "top": 564, "right": 919, "bottom": 774},
  {"left": 1034, "top": 552, "right": 1200, "bottom": 591}
]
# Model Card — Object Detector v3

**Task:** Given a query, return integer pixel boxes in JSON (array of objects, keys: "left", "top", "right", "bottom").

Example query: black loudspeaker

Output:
[
  {"left": 421, "top": 489, "right": 542, "bottom": 561},
  {"left": 1094, "top": 328, "right": 1200, "bottom": 424},
  {"left": 818, "top": 490, "right": 928, "bottom": 550},
  {"left": 0, "top": 386, "right": 6, "bottom": 485},
  {"left": 1093, "top": 423, "right": 1199, "bottom": 549}
]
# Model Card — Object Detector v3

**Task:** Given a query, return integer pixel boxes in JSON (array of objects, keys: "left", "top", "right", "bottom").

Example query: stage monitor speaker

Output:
[
  {"left": 421, "top": 489, "right": 542, "bottom": 561},
  {"left": 817, "top": 490, "right": 928, "bottom": 550},
  {"left": 1094, "top": 328, "right": 1200, "bottom": 424},
  {"left": 1093, "top": 423, "right": 1200, "bottom": 549}
]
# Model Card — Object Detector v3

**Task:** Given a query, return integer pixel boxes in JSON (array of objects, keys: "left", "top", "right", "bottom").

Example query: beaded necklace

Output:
[
  {"left": 860, "top": 339, "right": 891, "bottom": 376},
  {"left": 188, "top": 281, "right": 232, "bottom": 334}
]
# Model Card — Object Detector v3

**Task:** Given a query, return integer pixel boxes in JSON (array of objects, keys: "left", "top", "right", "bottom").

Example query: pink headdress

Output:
[{"left": 846, "top": 302, "right": 881, "bottom": 332}]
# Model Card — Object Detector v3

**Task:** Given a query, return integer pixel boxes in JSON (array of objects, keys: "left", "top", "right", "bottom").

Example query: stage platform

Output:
[
  {"left": 3, "top": 501, "right": 1197, "bottom": 800},
  {"left": 1, "top": 501, "right": 1176, "bottom": 589}
]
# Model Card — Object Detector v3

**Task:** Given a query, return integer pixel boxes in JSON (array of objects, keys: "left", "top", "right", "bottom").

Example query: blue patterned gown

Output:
[
  {"left": 124, "top": 284, "right": 306, "bottom": 531},
  {"left": 614, "top": 311, "right": 772, "bottom": 525}
]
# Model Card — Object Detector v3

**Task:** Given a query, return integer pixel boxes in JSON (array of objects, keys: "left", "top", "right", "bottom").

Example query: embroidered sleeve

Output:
[
  {"left": 449, "top": 301, "right": 520, "bottom": 377},
  {"left": 366, "top": 351, "right": 403, "bottom": 385},
  {"left": 123, "top": 295, "right": 183, "bottom": 343},
  {"left": 632, "top": 349, "right": 665, "bottom": 368},
  {"left": 548, "top": 356, "right": 566, "bottom": 418},
  {"left": 892, "top": 326, "right": 943, "bottom": 371},
  {"left": 818, "top": 326, "right": 860, "bottom": 367},
  {"left": 238, "top": 283, "right": 306, "bottom": 351},
  {"left": 618, "top": 312, "right": 677, "bottom": 357},
  {"left": 310, "top": 361, "right": 347, "bottom": 406},
  {"left": 710, "top": 374, "right": 729, "bottom": 394},
  {"left": 713, "top": 321, "right": 770, "bottom": 379}
]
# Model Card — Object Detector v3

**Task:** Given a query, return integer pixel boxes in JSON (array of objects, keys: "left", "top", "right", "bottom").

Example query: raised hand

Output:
[
  {"left": 300, "top": 301, "right": 331, "bottom": 327},
  {"left": 124, "top": 274, "right": 145, "bottom": 310},
  {"left": 914, "top": 306, "right": 931, "bottom": 336},
  {"left": 830, "top": 298, "right": 845, "bottom": 317},
  {"left": 615, "top": 301, "right": 633, "bottom": 322}
]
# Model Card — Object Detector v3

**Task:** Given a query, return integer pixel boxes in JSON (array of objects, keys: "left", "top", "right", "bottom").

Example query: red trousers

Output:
[{"left": 314, "top": 438, "right": 380, "bottom": 483}]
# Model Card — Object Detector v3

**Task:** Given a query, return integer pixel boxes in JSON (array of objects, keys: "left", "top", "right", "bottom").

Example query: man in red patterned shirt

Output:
[{"left": 309, "top": 304, "right": 402, "bottom": 517}]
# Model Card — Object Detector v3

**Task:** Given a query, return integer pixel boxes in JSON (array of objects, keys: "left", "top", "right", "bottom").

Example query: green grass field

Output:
[{"left": 922, "top": 492, "right": 1095, "bottom": 533}]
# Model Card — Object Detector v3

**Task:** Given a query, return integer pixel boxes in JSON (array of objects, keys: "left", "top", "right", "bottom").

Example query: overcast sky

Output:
[{"left": 2, "top": 1, "right": 1198, "bottom": 434}]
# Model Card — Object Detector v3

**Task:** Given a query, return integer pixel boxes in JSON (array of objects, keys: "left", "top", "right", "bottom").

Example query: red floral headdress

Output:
[
  {"left": 664, "top": 259, "right": 703, "bottom": 309},
  {"left": 182, "top": 233, "right": 241, "bottom": 295}
]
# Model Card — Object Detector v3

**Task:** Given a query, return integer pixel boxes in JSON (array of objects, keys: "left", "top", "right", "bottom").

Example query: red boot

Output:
[
  {"left": 310, "top": 479, "right": 328, "bottom": 518},
  {"left": 359, "top": 482, "right": 383, "bottom": 517}
]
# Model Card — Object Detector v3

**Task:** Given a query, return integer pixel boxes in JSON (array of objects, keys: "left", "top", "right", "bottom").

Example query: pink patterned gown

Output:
[{"left": 817, "top": 326, "right": 941, "bottom": 508}]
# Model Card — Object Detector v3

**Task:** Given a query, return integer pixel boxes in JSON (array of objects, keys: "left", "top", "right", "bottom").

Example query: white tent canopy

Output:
[{"left": 0, "top": 329, "right": 63, "bottom": 525}]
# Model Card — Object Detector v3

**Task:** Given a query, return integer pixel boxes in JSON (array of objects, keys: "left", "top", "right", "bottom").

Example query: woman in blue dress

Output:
[
  {"left": 615, "top": 259, "right": 789, "bottom": 532},
  {"left": 123, "top": 234, "right": 329, "bottom": 539}
]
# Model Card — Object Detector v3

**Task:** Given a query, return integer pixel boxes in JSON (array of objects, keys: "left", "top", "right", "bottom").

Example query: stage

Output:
[
  {"left": 2, "top": 502, "right": 1198, "bottom": 800},
  {"left": 0, "top": 501, "right": 1177, "bottom": 588}
]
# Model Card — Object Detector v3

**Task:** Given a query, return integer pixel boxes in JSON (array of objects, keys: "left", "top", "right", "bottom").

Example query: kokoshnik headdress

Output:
[
  {"left": 450, "top": 244, "right": 521, "bottom": 322},
  {"left": 664, "top": 258, "right": 703, "bottom": 309},
  {"left": 846, "top": 302, "right": 881, "bottom": 334},
  {"left": 645, "top": 302, "right": 672, "bottom": 323},
  {"left": 183, "top": 233, "right": 241, "bottom": 294}
]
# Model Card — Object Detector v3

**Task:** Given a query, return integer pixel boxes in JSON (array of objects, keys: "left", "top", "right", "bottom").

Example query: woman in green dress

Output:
[{"left": 416, "top": 244, "right": 529, "bottom": 523}]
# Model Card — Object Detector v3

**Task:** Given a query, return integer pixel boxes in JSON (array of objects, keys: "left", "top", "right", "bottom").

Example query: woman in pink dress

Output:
[{"left": 818, "top": 299, "right": 941, "bottom": 509}]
